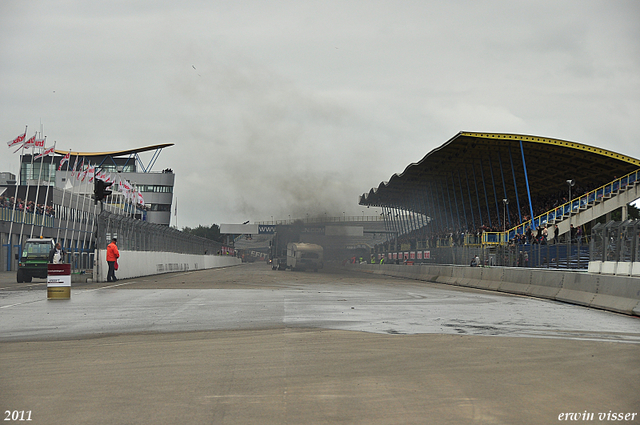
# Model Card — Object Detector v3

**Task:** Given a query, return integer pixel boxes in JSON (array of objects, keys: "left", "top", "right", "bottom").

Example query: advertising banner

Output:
[{"left": 47, "top": 263, "right": 71, "bottom": 300}]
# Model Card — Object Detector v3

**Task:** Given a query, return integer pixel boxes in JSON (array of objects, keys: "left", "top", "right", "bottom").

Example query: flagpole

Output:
[
  {"left": 55, "top": 150, "right": 72, "bottom": 241},
  {"left": 39, "top": 141, "right": 56, "bottom": 236},
  {"left": 64, "top": 156, "right": 82, "bottom": 254},
  {"left": 7, "top": 126, "right": 27, "bottom": 267},
  {"left": 19, "top": 134, "right": 38, "bottom": 247},
  {"left": 78, "top": 163, "right": 96, "bottom": 265},
  {"left": 61, "top": 154, "right": 78, "bottom": 245},
  {"left": 86, "top": 167, "right": 107, "bottom": 266},
  {"left": 80, "top": 178, "right": 97, "bottom": 270},
  {"left": 69, "top": 161, "right": 89, "bottom": 263},
  {"left": 30, "top": 137, "right": 47, "bottom": 238}
]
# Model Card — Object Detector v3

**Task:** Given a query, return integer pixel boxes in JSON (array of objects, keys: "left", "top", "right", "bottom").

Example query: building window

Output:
[{"left": 149, "top": 204, "right": 171, "bottom": 212}]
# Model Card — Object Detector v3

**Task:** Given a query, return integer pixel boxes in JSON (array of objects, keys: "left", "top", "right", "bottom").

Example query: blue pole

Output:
[
  {"left": 508, "top": 146, "right": 522, "bottom": 224},
  {"left": 519, "top": 140, "right": 536, "bottom": 228}
]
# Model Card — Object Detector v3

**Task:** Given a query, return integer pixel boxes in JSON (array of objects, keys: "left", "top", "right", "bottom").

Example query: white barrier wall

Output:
[
  {"left": 349, "top": 263, "right": 640, "bottom": 317},
  {"left": 95, "top": 250, "right": 241, "bottom": 282}
]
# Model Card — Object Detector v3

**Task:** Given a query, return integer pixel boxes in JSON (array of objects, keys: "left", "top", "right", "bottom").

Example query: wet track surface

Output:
[
  {"left": 1, "top": 263, "right": 638, "bottom": 343},
  {"left": 2, "top": 264, "right": 639, "bottom": 425}
]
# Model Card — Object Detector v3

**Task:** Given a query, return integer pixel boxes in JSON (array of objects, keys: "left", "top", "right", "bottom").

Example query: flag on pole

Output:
[
  {"left": 76, "top": 159, "right": 85, "bottom": 180},
  {"left": 34, "top": 138, "right": 46, "bottom": 149},
  {"left": 24, "top": 134, "right": 37, "bottom": 148},
  {"left": 13, "top": 133, "right": 37, "bottom": 153},
  {"left": 119, "top": 178, "right": 132, "bottom": 192},
  {"left": 71, "top": 156, "right": 79, "bottom": 177},
  {"left": 80, "top": 163, "right": 89, "bottom": 182},
  {"left": 137, "top": 191, "right": 145, "bottom": 207},
  {"left": 87, "top": 164, "right": 95, "bottom": 182},
  {"left": 7, "top": 131, "right": 26, "bottom": 148},
  {"left": 58, "top": 151, "right": 71, "bottom": 170},
  {"left": 34, "top": 145, "right": 55, "bottom": 160}
]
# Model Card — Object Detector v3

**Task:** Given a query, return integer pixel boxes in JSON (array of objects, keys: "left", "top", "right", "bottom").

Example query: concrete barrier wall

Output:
[
  {"left": 94, "top": 250, "right": 242, "bottom": 282},
  {"left": 350, "top": 263, "right": 640, "bottom": 317}
]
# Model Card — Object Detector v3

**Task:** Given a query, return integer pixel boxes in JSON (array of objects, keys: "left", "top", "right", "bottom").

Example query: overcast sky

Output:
[{"left": 2, "top": 1, "right": 639, "bottom": 228}]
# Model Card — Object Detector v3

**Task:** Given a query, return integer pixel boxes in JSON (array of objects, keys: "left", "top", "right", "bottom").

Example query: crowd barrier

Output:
[
  {"left": 94, "top": 249, "right": 241, "bottom": 282},
  {"left": 347, "top": 263, "right": 640, "bottom": 317}
]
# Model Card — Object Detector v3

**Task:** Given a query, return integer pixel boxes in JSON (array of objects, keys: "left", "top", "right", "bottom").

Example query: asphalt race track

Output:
[{"left": 1, "top": 263, "right": 639, "bottom": 424}]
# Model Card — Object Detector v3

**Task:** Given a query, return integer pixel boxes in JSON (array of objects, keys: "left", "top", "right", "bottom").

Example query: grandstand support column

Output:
[
  {"left": 465, "top": 169, "right": 476, "bottom": 230},
  {"left": 508, "top": 145, "right": 523, "bottom": 224},
  {"left": 398, "top": 205, "right": 407, "bottom": 238},
  {"left": 498, "top": 152, "right": 512, "bottom": 227},
  {"left": 391, "top": 205, "right": 400, "bottom": 243},
  {"left": 457, "top": 170, "right": 469, "bottom": 231},
  {"left": 392, "top": 206, "right": 400, "bottom": 251},
  {"left": 443, "top": 178, "right": 455, "bottom": 231},
  {"left": 404, "top": 208, "right": 411, "bottom": 237},
  {"left": 519, "top": 140, "right": 536, "bottom": 229},
  {"left": 498, "top": 152, "right": 511, "bottom": 226},
  {"left": 418, "top": 194, "right": 428, "bottom": 240},
  {"left": 413, "top": 193, "right": 423, "bottom": 232},
  {"left": 448, "top": 174, "right": 462, "bottom": 231},
  {"left": 425, "top": 186, "right": 435, "bottom": 238},
  {"left": 479, "top": 158, "right": 492, "bottom": 228},
  {"left": 622, "top": 204, "right": 628, "bottom": 221},
  {"left": 427, "top": 181, "right": 438, "bottom": 233},
  {"left": 433, "top": 180, "right": 449, "bottom": 232},
  {"left": 488, "top": 155, "right": 501, "bottom": 227},
  {"left": 471, "top": 163, "right": 484, "bottom": 227},
  {"left": 438, "top": 179, "right": 451, "bottom": 231},
  {"left": 410, "top": 193, "right": 420, "bottom": 234}
]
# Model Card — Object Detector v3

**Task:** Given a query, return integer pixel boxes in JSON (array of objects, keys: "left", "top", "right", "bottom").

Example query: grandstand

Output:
[{"left": 359, "top": 132, "right": 640, "bottom": 267}]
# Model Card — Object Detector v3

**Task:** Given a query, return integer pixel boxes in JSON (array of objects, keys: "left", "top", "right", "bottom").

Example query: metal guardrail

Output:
[
  {"left": 0, "top": 207, "right": 55, "bottom": 227},
  {"left": 506, "top": 168, "right": 639, "bottom": 239}
]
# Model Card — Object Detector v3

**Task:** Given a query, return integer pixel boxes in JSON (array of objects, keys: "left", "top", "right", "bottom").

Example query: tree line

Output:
[{"left": 180, "top": 224, "right": 224, "bottom": 242}]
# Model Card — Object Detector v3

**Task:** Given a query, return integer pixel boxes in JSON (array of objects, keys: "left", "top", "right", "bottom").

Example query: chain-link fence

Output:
[
  {"left": 376, "top": 240, "right": 591, "bottom": 269},
  {"left": 590, "top": 220, "right": 640, "bottom": 263},
  {"left": 95, "top": 210, "right": 226, "bottom": 255}
]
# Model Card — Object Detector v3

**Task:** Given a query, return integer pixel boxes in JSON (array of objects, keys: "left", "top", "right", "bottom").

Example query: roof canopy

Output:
[
  {"left": 360, "top": 132, "right": 639, "bottom": 229},
  {"left": 54, "top": 143, "right": 174, "bottom": 158}
]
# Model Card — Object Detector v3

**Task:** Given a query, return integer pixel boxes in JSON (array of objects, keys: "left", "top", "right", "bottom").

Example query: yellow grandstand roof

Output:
[
  {"left": 54, "top": 143, "right": 174, "bottom": 158},
  {"left": 360, "top": 131, "right": 640, "bottom": 211}
]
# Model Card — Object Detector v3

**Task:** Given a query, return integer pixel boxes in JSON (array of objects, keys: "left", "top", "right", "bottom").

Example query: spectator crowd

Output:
[{"left": 0, "top": 195, "right": 55, "bottom": 217}]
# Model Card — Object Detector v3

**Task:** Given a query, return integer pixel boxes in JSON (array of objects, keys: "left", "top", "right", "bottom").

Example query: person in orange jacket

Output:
[{"left": 106, "top": 237, "right": 120, "bottom": 282}]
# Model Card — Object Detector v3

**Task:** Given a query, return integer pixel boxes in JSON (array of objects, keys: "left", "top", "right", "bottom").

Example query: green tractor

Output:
[{"left": 16, "top": 238, "right": 55, "bottom": 283}]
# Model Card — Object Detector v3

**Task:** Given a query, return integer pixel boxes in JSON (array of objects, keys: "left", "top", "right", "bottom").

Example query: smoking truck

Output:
[{"left": 286, "top": 242, "right": 324, "bottom": 272}]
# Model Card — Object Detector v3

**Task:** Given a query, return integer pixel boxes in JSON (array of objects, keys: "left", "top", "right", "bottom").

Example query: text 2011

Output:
[{"left": 4, "top": 411, "right": 32, "bottom": 421}]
